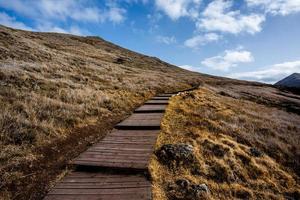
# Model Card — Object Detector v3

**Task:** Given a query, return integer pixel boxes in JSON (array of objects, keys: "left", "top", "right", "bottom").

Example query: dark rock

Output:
[
  {"left": 250, "top": 147, "right": 263, "bottom": 157},
  {"left": 167, "top": 179, "right": 210, "bottom": 200},
  {"left": 175, "top": 179, "right": 190, "bottom": 188},
  {"left": 114, "top": 57, "right": 126, "bottom": 64},
  {"left": 156, "top": 143, "right": 195, "bottom": 167},
  {"left": 113, "top": 56, "right": 132, "bottom": 64}
]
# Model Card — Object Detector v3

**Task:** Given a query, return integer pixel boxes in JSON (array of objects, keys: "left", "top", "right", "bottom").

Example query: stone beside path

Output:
[{"left": 44, "top": 92, "right": 177, "bottom": 200}]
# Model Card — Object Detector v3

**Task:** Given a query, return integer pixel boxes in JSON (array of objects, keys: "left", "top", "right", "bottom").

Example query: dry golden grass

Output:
[{"left": 150, "top": 87, "right": 300, "bottom": 200}]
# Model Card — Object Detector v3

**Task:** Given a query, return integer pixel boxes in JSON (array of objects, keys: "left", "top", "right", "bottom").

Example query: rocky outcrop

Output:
[
  {"left": 155, "top": 144, "right": 195, "bottom": 167},
  {"left": 167, "top": 179, "right": 210, "bottom": 200}
]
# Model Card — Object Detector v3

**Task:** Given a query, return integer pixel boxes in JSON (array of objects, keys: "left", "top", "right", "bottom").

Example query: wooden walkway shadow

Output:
[{"left": 44, "top": 93, "right": 178, "bottom": 200}]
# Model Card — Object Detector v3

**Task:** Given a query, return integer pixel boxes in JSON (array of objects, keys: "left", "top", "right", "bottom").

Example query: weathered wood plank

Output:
[
  {"left": 109, "top": 129, "right": 159, "bottom": 137},
  {"left": 115, "top": 113, "right": 163, "bottom": 130},
  {"left": 72, "top": 129, "right": 160, "bottom": 170},
  {"left": 151, "top": 96, "right": 170, "bottom": 100},
  {"left": 156, "top": 93, "right": 175, "bottom": 97},
  {"left": 144, "top": 100, "right": 169, "bottom": 104},
  {"left": 45, "top": 172, "right": 152, "bottom": 200},
  {"left": 73, "top": 160, "right": 148, "bottom": 169},
  {"left": 134, "top": 104, "right": 167, "bottom": 113}
]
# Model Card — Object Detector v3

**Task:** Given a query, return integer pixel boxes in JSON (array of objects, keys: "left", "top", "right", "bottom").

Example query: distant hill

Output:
[{"left": 275, "top": 73, "right": 300, "bottom": 88}]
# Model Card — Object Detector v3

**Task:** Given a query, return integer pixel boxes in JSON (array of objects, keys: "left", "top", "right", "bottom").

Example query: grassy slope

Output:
[
  {"left": 151, "top": 86, "right": 300, "bottom": 199},
  {"left": 0, "top": 25, "right": 299, "bottom": 199},
  {"left": 0, "top": 25, "right": 205, "bottom": 199}
]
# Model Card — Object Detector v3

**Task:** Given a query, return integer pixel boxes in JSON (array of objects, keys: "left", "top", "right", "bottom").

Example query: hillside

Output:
[
  {"left": 151, "top": 87, "right": 300, "bottom": 199},
  {"left": 275, "top": 73, "right": 300, "bottom": 89},
  {"left": 0, "top": 25, "right": 299, "bottom": 200}
]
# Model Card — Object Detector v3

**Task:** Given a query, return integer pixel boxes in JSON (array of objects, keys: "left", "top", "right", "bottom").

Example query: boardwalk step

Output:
[
  {"left": 44, "top": 172, "right": 151, "bottom": 200},
  {"left": 144, "top": 100, "right": 169, "bottom": 105},
  {"left": 151, "top": 97, "right": 170, "bottom": 100},
  {"left": 73, "top": 130, "right": 159, "bottom": 170},
  {"left": 134, "top": 105, "right": 167, "bottom": 113},
  {"left": 115, "top": 113, "right": 163, "bottom": 130}
]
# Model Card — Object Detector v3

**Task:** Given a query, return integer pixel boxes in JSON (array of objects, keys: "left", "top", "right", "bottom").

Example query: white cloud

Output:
[
  {"left": 105, "top": 6, "right": 126, "bottom": 23},
  {"left": 156, "top": 35, "right": 177, "bottom": 44},
  {"left": 229, "top": 60, "right": 300, "bottom": 83},
  {"left": 0, "top": 12, "right": 34, "bottom": 31},
  {"left": 197, "top": 0, "right": 265, "bottom": 34},
  {"left": 201, "top": 48, "right": 254, "bottom": 71},
  {"left": 0, "top": 0, "right": 126, "bottom": 24},
  {"left": 36, "top": 23, "right": 87, "bottom": 35},
  {"left": 179, "top": 64, "right": 199, "bottom": 72},
  {"left": 0, "top": 11, "right": 89, "bottom": 36},
  {"left": 155, "top": 0, "right": 201, "bottom": 20},
  {"left": 247, "top": 0, "right": 300, "bottom": 16},
  {"left": 0, "top": 0, "right": 127, "bottom": 36},
  {"left": 184, "top": 33, "right": 221, "bottom": 49}
]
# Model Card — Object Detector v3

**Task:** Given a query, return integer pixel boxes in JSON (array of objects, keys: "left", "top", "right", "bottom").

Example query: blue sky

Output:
[{"left": 0, "top": 0, "right": 300, "bottom": 83}]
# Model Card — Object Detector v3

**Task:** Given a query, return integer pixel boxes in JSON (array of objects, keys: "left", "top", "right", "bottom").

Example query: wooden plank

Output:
[
  {"left": 76, "top": 153, "right": 150, "bottom": 160},
  {"left": 134, "top": 104, "right": 167, "bottom": 113},
  {"left": 45, "top": 172, "right": 151, "bottom": 200},
  {"left": 55, "top": 183, "right": 150, "bottom": 189},
  {"left": 73, "top": 160, "right": 148, "bottom": 169},
  {"left": 72, "top": 129, "right": 160, "bottom": 170},
  {"left": 101, "top": 139, "right": 156, "bottom": 143},
  {"left": 49, "top": 188, "right": 150, "bottom": 195},
  {"left": 109, "top": 129, "right": 159, "bottom": 137},
  {"left": 88, "top": 146, "right": 153, "bottom": 151},
  {"left": 89, "top": 143, "right": 154, "bottom": 148},
  {"left": 64, "top": 172, "right": 147, "bottom": 180},
  {"left": 151, "top": 96, "right": 170, "bottom": 100},
  {"left": 103, "top": 137, "right": 157, "bottom": 141},
  {"left": 115, "top": 113, "right": 163, "bottom": 130},
  {"left": 45, "top": 194, "right": 151, "bottom": 200},
  {"left": 123, "top": 113, "right": 164, "bottom": 119},
  {"left": 156, "top": 93, "right": 175, "bottom": 97},
  {"left": 144, "top": 100, "right": 169, "bottom": 105}
]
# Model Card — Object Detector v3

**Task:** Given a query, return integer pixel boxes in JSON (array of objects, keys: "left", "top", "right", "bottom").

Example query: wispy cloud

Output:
[
  {"left": 184, "top": 33, "right": 221, "bottom": 49},
  {"left": 0, "top": 11, "right": 88, "bottom": 35},
  {"left": 0, "top": 0, "right": 126, "bottom": 24},
  {"left": 156, "top": 35, "right": 177, "bottom": 45},
  {"left": 0, "top": 12, "right": 34, "bottom": 31},
  {"left": 154, "top": 0, "right": 201, "bottom": 20},
  {"left": 229, "top": 60, "right": 300, "bottom": 83},
  {"left": 247, "top": 0, "right": 300, "bottom": 16},
  {"left": 201, "top": 48, "right": 254, "bottom": 71},
  {"left": 0, "top": 0, "right": 127, "bottom": 36}
]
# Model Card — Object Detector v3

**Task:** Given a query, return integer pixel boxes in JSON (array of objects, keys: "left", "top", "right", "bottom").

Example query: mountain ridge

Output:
[{"left": 275, "top": 73, "right": 300, "bottom": 88}]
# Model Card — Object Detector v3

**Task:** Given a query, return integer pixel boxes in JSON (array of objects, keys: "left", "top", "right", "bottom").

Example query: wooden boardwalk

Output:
[
  {"left": 44, "top": 172, "right": 151, "bottom": 200},
  {"left": 44, "top": 93, "right": 176, "bottom": 200},
  {"left": 73, "top": 129, "right": 159, "bottom": 169}
]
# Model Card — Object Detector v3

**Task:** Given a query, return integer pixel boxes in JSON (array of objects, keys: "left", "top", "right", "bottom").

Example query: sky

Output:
[{"left": 0, "top": 0, "right": 300, "bottom": 83}]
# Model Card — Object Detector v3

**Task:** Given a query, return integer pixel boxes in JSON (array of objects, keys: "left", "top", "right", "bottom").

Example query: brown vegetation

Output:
[{"left": 150, "top": 86, "right": 300, "bottom": 200}]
